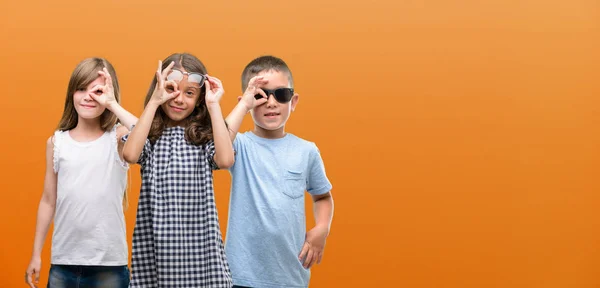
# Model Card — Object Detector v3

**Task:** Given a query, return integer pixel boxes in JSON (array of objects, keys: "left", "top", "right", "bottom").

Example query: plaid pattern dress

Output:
[{"left": 124, "top": 126, "right": 232, "bottom": 287}]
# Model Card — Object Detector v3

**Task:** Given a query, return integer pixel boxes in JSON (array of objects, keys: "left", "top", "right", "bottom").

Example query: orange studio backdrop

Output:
[{"left": 1, "top": 0, "right": 599, "bottom": 287}]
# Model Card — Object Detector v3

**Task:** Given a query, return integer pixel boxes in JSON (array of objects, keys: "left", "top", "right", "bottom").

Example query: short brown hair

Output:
[{"left": 241, "top": 55, "right": 293, "bottom": 91}]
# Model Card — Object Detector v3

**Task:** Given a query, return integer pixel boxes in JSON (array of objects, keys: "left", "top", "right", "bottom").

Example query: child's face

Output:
[
  {"left": 161, "top": 68, "right": 203, "bottom": 126},
  {"left": 250, "top": 70, "right": 299, "bottom": 133},
  {"left": 73, "top": 76, "right": 107, "bottom": 120}
]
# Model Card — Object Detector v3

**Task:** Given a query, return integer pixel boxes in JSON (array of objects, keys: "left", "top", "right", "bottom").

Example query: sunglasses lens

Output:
[
  {"left": 166, "top": 70, "right": 183, "bottom": 82},
  {"left": 274, "top": 88, "right": 293, "bottom": 103}
]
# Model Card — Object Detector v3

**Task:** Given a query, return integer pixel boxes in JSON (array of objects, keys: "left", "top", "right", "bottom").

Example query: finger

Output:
[
  {"left": 89, "top": 92, "right": 100, "bottom": 102},
  {"left": 102, "top": 67, "right": 113, "bottom": 89},
  {"left": 248, "top": 75, "right": 267, "bottom": 87},
  {"left": 246, "top": 76, "right": 265, "bottom": 88},
  {"left": 254, "top": 78, "right": 269, "bottom": 86},
  {"left": 298, "top": 241, "right": 310, "bottom": 262},
  {"left": 254, "top": 96, "right": 268, "bottom": 107},
  {"left": 26, "top": 271, "right": 33, "bottom": 287},
  {"left": 165, "top": 80, "right": 179, "bottom": 92},
  {"left": 255, "top": 88, "right": 268, "bottom": 99},
  {"left": 89, "top": 84, "right": 104, "bottom": 93},
  {"left": 303, "top": 248, "right": 314, "bottom": 268},
  {"left": 247, "top": 81, "right": 268, "bottom": 95},
  {"left": 205, "top": 76, "right": 220, "bottom": 90},
  {"left": 89, "top": 87, "right": 104, "bottom": 100},
  {"left": 157, "top": 60, "right": 163, "bottom": 76},
  {"left": 209, "top": 75, "right": 223, "bottom": 86},
  {"left": 167, "top": 90, "right": 180, "bottom": 101},
  {"left": 317, "top": 251, "right": 324, "bottom": 264},
  {"left": 154, "top": 69, "right": 163, "bottom": 90},
  {"left": 214, "top": 88, "right": 225, "bottom": 100},
  {"left": 307, "top": 250, "right": 319, "bottom": 268},
  {"left": 249, "top": 75, "right": 264, "bottom": 83},
  {"left": 97, "top": 71, "right": 110, "bottom": 90},
  {"left": 255, "top": 98, "right": 268, "bottom": 107},
  {"left": 207, "top": 76, "right": 223, "bottom": 90},
  {"left": 161, "top": 61, "right": 175, "bottom": 80},
  {"left": 253, "top": 88, "right": 268, "bottom": 105},
  {"left": 204, "top": 79, "right": 212, "bottom": 92},
  {"left": 34, "top": 268, "right": 40, "bottom": 283}
]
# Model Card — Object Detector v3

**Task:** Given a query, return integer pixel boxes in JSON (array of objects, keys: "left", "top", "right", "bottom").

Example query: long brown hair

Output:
[
  {"left": 57, "top": 58, "right": 120, "bottom": 131},
  {"left": 144, "top": 53, "right": 213, "bottom": 145}
]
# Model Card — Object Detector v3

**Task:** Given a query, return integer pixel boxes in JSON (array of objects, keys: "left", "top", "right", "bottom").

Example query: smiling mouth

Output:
[
  {"left": 81, "top": 104, "right": 96, "bottom": 108},
  {"left": 170, "top": 106, "right": 185, "bottom": 112},
  {"left": 264, "top": 112, "right": 280, "bottom": 116}
]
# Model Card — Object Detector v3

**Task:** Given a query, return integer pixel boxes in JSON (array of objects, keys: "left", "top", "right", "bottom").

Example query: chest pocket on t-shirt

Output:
[{"left": 283, "top": 170, "right": 306, "bottom": 199}]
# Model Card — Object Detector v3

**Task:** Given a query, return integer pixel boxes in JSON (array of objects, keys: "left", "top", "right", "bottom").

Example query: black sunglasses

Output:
[{"left": 254, "top": 88, "right": 294, "bottom": 103}]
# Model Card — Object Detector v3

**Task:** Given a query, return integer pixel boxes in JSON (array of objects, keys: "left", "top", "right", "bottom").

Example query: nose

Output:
[
  {"left": 83, "top": 92, "right": 94, "bottom": 102},
  {"left": 266, "top": 93, "right": 278, "bottom": 108},
  {"left": 173, "top": 92, "right": 184, "bottom": 104}
]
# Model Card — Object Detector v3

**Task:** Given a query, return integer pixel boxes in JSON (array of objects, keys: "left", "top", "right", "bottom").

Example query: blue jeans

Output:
[{"left": 47, "top": 265, "right": 129, "bottom": 288}]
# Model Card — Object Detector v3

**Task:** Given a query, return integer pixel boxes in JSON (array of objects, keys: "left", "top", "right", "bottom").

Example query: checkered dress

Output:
[{"left": 124, "top": 126, "right": 232, "bottom": 287}]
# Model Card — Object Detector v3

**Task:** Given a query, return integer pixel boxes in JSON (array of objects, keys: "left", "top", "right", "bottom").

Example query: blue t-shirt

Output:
[{"left": 225, "top": 132, "right": 332, "bottom": 288}]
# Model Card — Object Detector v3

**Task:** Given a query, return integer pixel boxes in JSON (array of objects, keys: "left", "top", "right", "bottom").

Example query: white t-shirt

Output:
[{"left": 51, "top": 125, "right": 128, "bottom": 266}]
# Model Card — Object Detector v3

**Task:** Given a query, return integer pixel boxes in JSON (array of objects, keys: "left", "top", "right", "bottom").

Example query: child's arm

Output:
[
  {"left": 299, "top": 192, "right": 334, "bottom": 269},
  {"left": 123, "top": 61, "right": 180, "bottom": 164},
  {"left": 205, "top": 76, "right": 235, "bottom": 169},
  {"left": 89, "top": 68, "right": 140, "bottom": 161},
  {"left": 89, "top": 67, "right": 138, "bottom": 130},
  {"left": 298, "top": 146, "right": 334, "bottom": 269},
  {"left": 108, "top": 102, "right": 137, "bottom": 132},
  {"left": 224, "top": 76, "right": 268, "bottom": 141},
  {"left": 26, "top": 137, "right": 58, "bottom": 288}
]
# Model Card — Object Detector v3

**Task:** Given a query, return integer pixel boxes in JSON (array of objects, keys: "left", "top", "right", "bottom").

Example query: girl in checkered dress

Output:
[{"left": 122, "top": 53, "right": 234, "bottom": 287}]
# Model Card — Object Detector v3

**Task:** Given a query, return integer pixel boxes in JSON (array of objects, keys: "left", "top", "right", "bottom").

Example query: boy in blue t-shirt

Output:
[{"left": 224, "top": 55, "right": 334, "bottom": 288}]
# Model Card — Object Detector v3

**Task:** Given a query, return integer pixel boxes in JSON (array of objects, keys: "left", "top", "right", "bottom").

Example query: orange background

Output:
[{"left": 1, "top": 0, "right": 599, "bottom": 287}]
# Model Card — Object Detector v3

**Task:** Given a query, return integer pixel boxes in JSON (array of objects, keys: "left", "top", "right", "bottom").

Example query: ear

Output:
[{"left": 290, "top": 93, "right": 299, "bottom": 112}]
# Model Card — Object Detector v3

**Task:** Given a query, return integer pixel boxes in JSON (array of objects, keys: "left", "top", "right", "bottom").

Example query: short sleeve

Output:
[
  {"left": 307, "top": 144, "right": 333, "bottom": 195},
  {"left": 204, "top": 140, "right": 219, "bottom": 170},
  {"left": 121, "top": 125, "right": 153, "bottom": 166}
]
